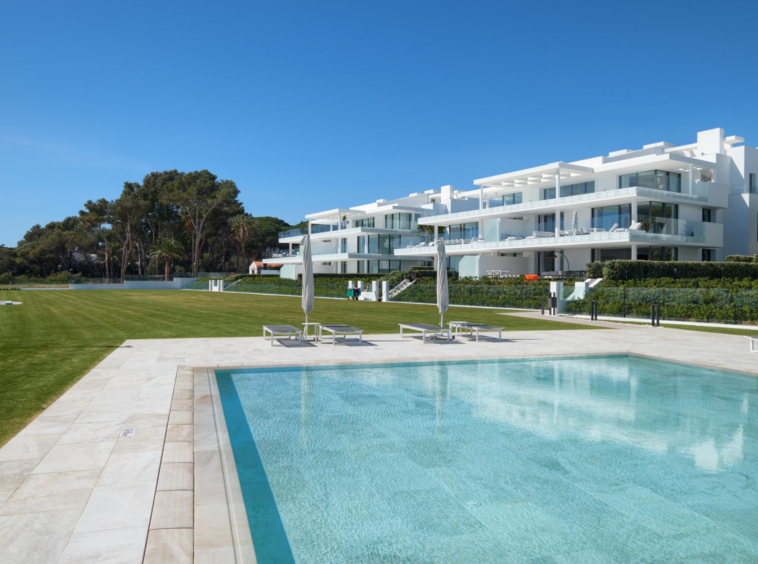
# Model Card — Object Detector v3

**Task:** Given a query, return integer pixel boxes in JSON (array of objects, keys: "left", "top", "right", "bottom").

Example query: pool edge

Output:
[{"left": 194, "top": 367, "right": 257, "bottom": 563}]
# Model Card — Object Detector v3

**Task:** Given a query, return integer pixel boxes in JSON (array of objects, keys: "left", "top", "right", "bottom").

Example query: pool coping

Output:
[{"left": 198, "top": 348, "right": 758, "bottom": 562}]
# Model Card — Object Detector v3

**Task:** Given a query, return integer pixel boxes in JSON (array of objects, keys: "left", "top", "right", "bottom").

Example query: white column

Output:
[
  {"left": 631, "top": 200, "right": 638, "bottom": 223},
  {"left": 308, "top": 220, "right": 312, "bottom": 235},
  {"left": 689, "top": 164, "right": 695, "bottom": 195},
  {"left": 555, "top": 172, "right": 561, "bottom": 199},
  {"left": 479, "top": 186, "right": 483, "bottom": 210},
  {"left": 631, "top": 244, "right": 638, "bottom": 261},
  {"left": 289, "top": 242, "right": 292, "bottom": 254}
]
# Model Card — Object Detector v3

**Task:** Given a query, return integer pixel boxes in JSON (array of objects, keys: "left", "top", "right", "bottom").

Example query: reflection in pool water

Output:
[{"left": 217, "top": 355, "right": 758, "bottom": 563}]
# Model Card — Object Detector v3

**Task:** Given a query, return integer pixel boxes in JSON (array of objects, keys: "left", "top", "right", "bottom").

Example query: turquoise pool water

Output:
[{"left": 216, "top": 356, "right": 758, "bottom": 563}]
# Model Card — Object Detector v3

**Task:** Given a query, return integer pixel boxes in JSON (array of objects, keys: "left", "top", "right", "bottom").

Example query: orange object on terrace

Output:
[{"left": 524, "top": 275, "right": 539, "bottom": 281}]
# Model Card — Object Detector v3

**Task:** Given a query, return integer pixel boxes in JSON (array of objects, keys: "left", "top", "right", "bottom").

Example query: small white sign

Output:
[{"left": 121, "top": 429, "right": 136, "bottom": 437}]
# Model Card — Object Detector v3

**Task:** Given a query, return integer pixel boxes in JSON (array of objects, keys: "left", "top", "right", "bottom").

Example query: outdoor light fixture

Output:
[{"left": 544, "top": 251, "right": 570, "bottom": 271}]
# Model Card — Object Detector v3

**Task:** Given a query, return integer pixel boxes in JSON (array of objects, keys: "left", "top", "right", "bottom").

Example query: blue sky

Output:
[{"left": 2, "top": 0, "right": 758, "bottom": 246}]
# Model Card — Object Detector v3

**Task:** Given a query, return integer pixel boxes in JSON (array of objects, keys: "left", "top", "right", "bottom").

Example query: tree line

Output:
[{"left": 0, "top": 170, "right": 305, "bottom": 281}]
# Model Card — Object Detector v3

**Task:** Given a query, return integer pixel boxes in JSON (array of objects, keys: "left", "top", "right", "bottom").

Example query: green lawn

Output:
[{"left": 0, "top": 289, "right": 596, "bottom": 446}]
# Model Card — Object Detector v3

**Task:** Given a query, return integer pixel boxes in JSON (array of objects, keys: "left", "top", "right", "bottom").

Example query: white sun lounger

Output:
[
  {"left": 319, "top": 324, "right": 364, "bottom": 345},
  {"left": 262, "top": 325, "right": 303, "bottom": 346},
  {"left": 399, "top": 323, "right": 450, "bottom": 343},
  {"left": 449, "top": 322, "right": 503, "bottom": 342}
]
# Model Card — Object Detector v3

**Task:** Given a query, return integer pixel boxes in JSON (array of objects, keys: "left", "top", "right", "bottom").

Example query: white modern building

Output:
[
  {"left": 265, "top": 128, "right": 758, "bottom": 279},
  {"left": 261, "top": 188, "right": 481, "bottom": 278},
  {"left": 396, "top": 128, "right": 758, "bottom": 277}
]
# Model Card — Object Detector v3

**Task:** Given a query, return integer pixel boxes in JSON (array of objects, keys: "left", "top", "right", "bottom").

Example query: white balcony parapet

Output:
[
  {"left": 418, "top": 184, "right": 726, "bottom": 226},
  {"left": 395, "top": 219, "right": 722, "bottom": 256}
]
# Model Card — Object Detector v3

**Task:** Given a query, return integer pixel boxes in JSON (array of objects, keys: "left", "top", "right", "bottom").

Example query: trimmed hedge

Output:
[
  {"left": 598, "top": 277, "right": 758, "bottom": 289},
  {"left": 567, "top": 286, "right": 758, "bottom": 324},
  {"left": 393, "top": 283, "right": 549, "bottom": 309},
  {"left": 726, "top": 255, "right": 758, "bottom": 263},
  {"left": 589, "top": 260, "right": 758, "bottom": 281}
]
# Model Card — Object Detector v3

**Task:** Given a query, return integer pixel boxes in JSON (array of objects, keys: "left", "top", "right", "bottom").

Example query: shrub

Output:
[
  {"left": 394, "top": 283, "right": 550, "bottom": 309},
  {"left": 586, "top": 262, "right": 603, "bottom": 278},
  {"left": 0, "top": 272, "right": 13, "bottom": 285},
  {"left": 596, "top": 260, "right": 758, "bottom": 281},
  {"left": 726, "top": 255, "right": 758, "bottom": 263}
]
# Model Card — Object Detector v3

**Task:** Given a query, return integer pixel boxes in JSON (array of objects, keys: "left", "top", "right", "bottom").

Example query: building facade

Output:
[
  {"left": 396, "top": 128, "right": 758, "bottom": 277},
  {"left": 266, "top": 128, "right": 758, "bottom": 278},
  {"left": 262, "top": 188, "right": 481, "bottom": 278}
]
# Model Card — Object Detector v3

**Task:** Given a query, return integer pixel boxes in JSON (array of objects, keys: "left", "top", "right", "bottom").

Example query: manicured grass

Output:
[{"left": 0, "top": 289, "right": 595, "bottom": 446}]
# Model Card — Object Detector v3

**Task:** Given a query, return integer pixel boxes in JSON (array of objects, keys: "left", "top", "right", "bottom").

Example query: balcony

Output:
[
  {"left": 395, "top": 218, "right": 722, "bottom": 256},
  {"left": 418, "top": 183, "right": 728, "bottom": 226}
]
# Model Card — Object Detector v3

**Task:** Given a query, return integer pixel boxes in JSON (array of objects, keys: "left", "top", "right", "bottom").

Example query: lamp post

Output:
[{"left": 544, "top": 251, "right": 570, "bottom": 273}]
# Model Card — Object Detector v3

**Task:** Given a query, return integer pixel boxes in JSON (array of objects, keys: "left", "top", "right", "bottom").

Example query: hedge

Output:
[
  {"left": 566, "top": 286, "right": 758, "bottom": 324},
  {"left": 393, "top": 284, "right": 550, "bottom": 309},
  {"left": 598, "top": 277, "right": 758, "bottom": 289},
  {"left": 726, "top": 255, "right": 758, "bottom": 263},
  {"left": 589, "top": 260, "right": 758, "bottom": 281}
]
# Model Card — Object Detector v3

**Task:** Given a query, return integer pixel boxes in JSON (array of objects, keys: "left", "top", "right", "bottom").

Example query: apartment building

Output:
[
  {"left": 265, "top": 128, "right": 758, "bottom": 279},
  {"left": 261, "top": 188, "right": 480, "bottom": 278},
  {"left": 395, "top": 128, "right": 758, "bottom": 277}
]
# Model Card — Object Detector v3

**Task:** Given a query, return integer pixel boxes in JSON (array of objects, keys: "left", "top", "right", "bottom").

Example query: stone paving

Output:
[{"left": 0, "top": 315, "right": 756, "bottom": 563}]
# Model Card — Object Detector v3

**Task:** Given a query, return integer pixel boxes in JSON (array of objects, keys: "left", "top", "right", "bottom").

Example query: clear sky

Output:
[{"left": 2, "top": 0, "right": 758, "bottom": 246}]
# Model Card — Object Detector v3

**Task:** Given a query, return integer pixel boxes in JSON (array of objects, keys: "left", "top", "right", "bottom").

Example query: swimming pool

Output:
[{"left": 216, "top": 355, "right": 758, "bottom": 563}]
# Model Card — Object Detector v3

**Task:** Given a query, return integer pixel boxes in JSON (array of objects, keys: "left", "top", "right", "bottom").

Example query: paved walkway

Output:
[{"left": 0, "top": 318, "right": 756, "bottom": 563}]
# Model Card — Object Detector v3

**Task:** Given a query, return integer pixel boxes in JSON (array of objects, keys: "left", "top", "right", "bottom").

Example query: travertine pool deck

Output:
[{"left": 0, "top": 315, "right": 756, "bottom": 563}]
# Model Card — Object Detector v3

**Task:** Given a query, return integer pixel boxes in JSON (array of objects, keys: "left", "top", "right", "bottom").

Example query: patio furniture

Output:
[
  {"left": 449, "top": 322, "right": 503, "bottom": 342},
  {"left": 263, "top": 325, "right": 303, "bottom": 346},
  {"left": 301, "top": 322, "right": 321, "bottom": 342},
  {"left": 608, "top": 223, "right": 619, "bottom": 232},
  {"left": 486, "top": 270, "right": 494, "bottom": 277},
  {"left": 745, "top": 336, "right": 758, "bottom": 352},
  {"left": 319, "top": 324, "right": 364, "bottom": 345},
  {"left": 399, "top": 323, "right": 450, "bottom": 343}
]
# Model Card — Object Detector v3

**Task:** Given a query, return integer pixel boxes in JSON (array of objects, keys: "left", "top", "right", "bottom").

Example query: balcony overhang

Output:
[
  {"left": 471, "top": 162, "right": 595, "bottom": 193},
  {"left": 305, "top": 208, "right": 366, "bottom": 224}
]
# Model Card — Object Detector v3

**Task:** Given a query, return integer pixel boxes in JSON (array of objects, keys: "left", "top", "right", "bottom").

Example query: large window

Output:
[
  {"left": 702, "top": 209, "right": 712, "bottom": 223},
  {"left": 357, "top": 260, "right": 365, "bottom": 273},
  {"left": 366, "top": 234, "right": 401, "bottom": 254},
  {"left": 702, "top": 249, "right": 714, "bottom": 262},
  {"left": 340, "top": 238, "right": 347, "bottom": 253},
  {"left": 619, "top": 170, "right": 681, "bottom": 193},
  {"left": 538, "top": 212, "right": 564, "bottom": 232},
  {"left": 449, "top": 222, "right": 478, "bottom": 239},
  {"left": 541, "top": 181, "right": 595, "bottom": 200},
  {"left": 354, "top": 217, "right": 375, "bottom": 228},
  {"left": 750, "top": 173, "right": 757, "bottom": 194},
  {"left": 384, "top": 213, "right": 412, "bottom": 230},
  {"left": 592, "top": 205, "right": 631, "bottom": 231},
  {"left": 503, "top": 192, "right": 523, "bottom": 206},
  {"left": 367, "top": 260, "right": 401, "bottom": 274},
  {"left": 340, "top": 261, "right": 347, "bottom": 273},
  {"left": 637, "top": 202, "right": 678, "bottom": 233}
]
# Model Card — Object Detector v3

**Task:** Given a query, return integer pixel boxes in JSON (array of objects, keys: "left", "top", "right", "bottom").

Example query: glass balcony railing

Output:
[
  {"left": 397, "top": 217, "right": 713, "bottom": 252},
  {"left": 278, "top": 224, "right": 335, "bottom": 239},
  {"left": 420, "top": 185, "right": 715, "bottom": 222}
]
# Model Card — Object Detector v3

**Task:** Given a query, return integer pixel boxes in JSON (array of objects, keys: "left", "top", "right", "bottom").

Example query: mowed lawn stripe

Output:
[{"left": 0, "top": 289, "right": 597, "bottom": 445}]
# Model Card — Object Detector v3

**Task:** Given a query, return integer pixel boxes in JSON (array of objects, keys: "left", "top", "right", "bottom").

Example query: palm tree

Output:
[
  {"left": 149, "top": 239, "right": 185, "bottom": 281},
  {"left": 231, "top": 214, "right": 256, "bottom": 273},
  {"left": 99, "top": 240, "right": 121, "bottom": 280}
]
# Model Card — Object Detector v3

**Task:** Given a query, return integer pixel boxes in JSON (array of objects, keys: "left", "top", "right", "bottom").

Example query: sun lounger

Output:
[
  {"left": 399, "top": 323, "right": 450, "bottom": 343},
  {"left": 319, "top": 324, "right": 364, "bottom": 345},
  {"left": 263, "top": 325, "right": 303, "bottom": 346},
  {"left": 448, "top": 322, "right": 503, "bottom": 342},
  {"left": 745, "top": 336, "right": 758, "bottom": 352}
]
